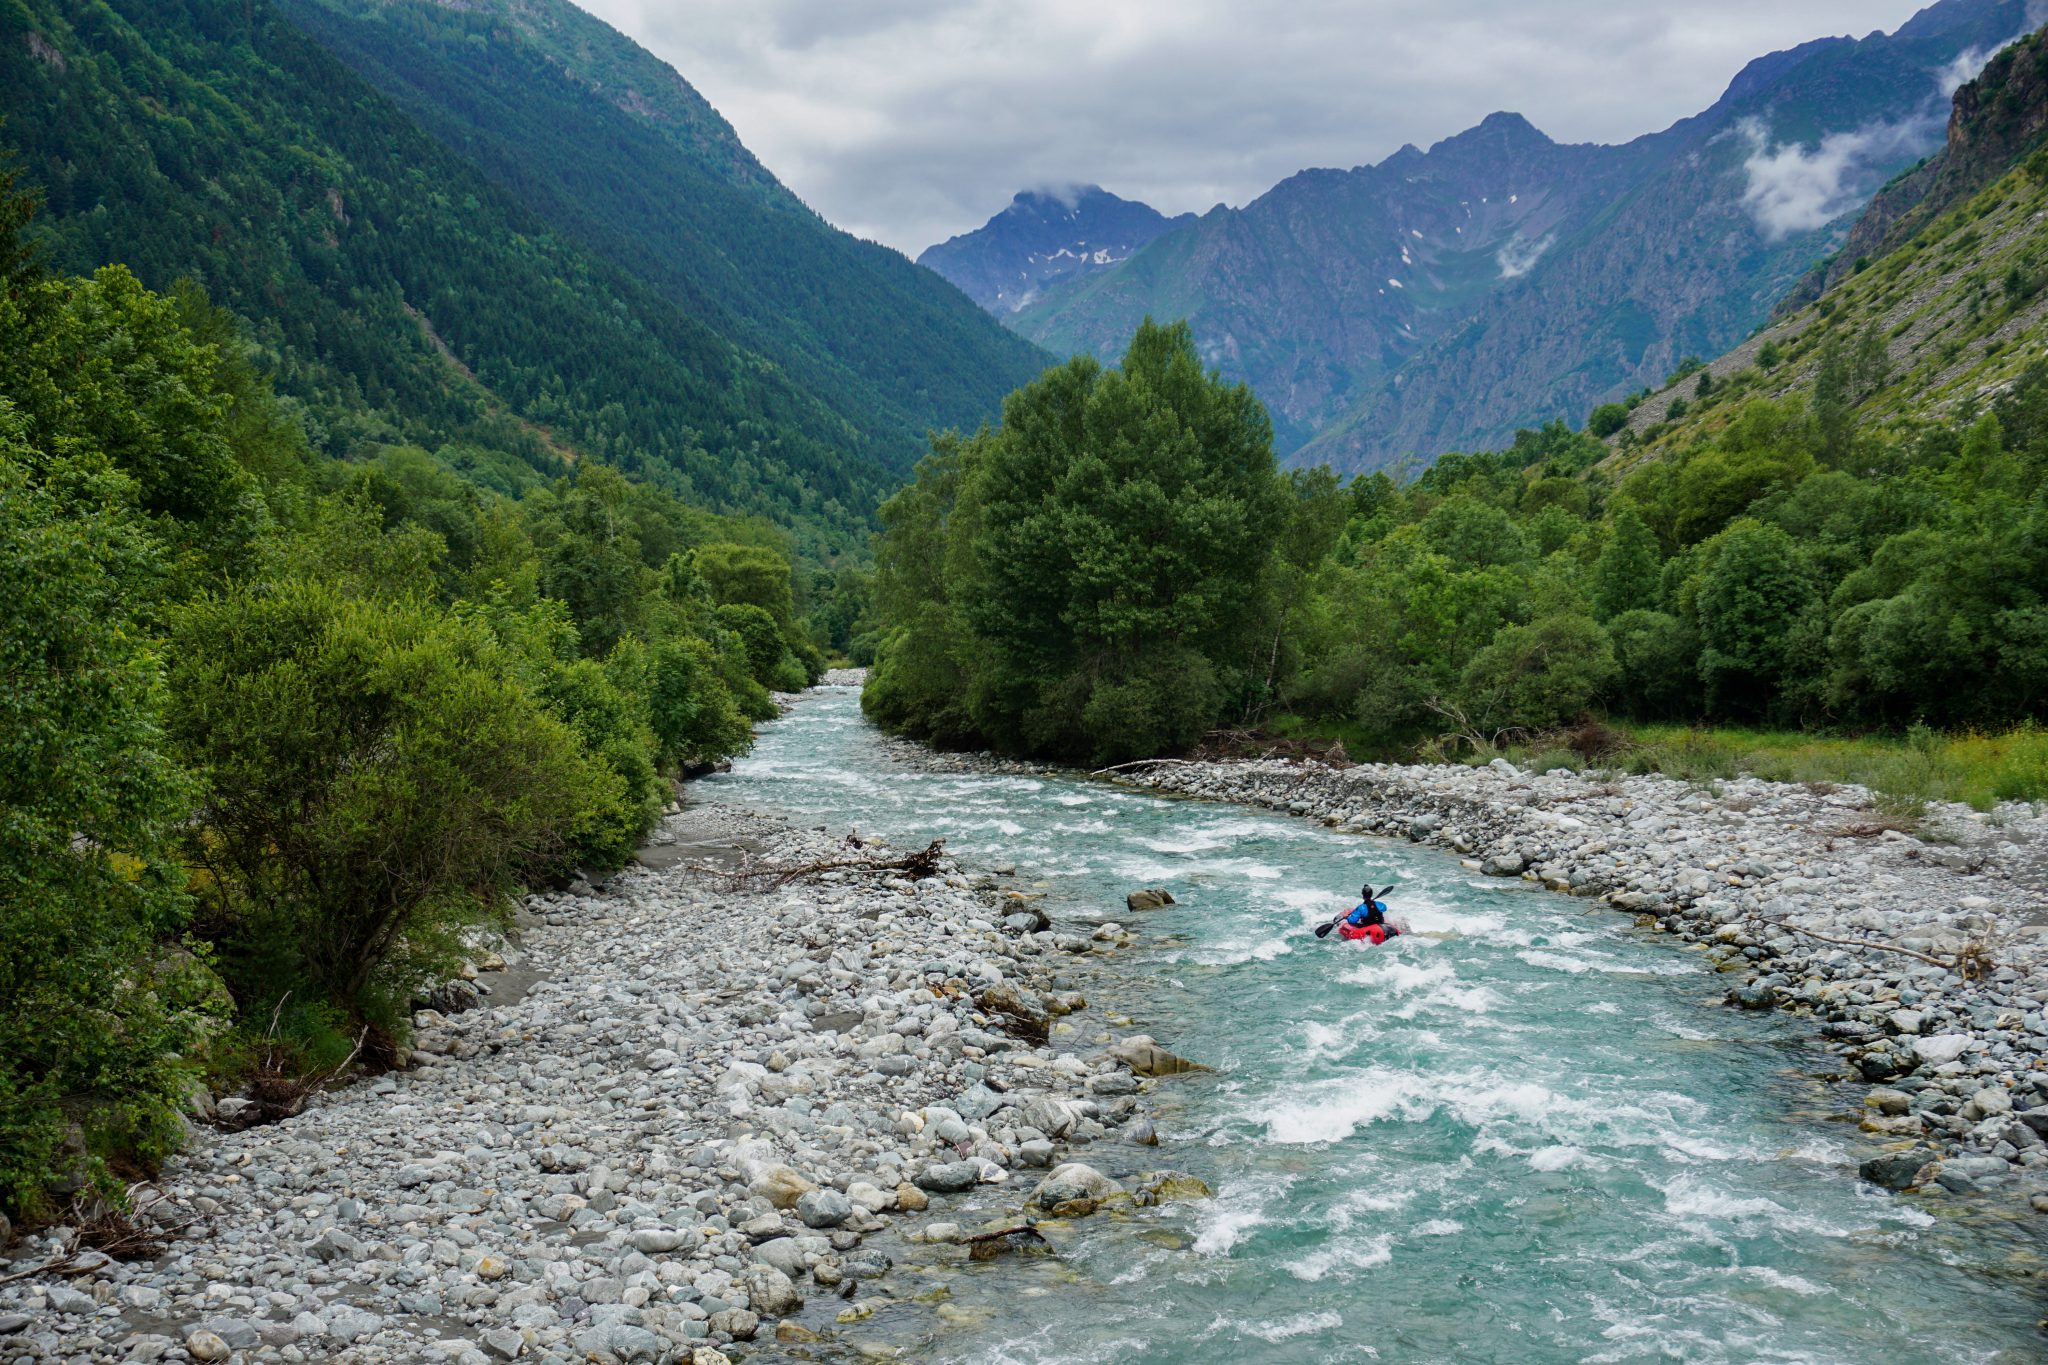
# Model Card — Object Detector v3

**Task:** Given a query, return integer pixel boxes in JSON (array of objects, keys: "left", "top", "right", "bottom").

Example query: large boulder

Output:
[
  {"left": 1019, "top": 1095, "right": 1085, "bottom": 1139},
  {"left": 1912, "top": 1034, "right": 1975, "bottom": 1067},
  {"left": 1104, "top": 1037, "right": 1211, "bottom": 1077},
  {"left": 749, "top": 1163, "right": 817, "bottom": 1210},
  {"left": 1126, "top": 889, "right": 1175, "bottom": 912},
  {"left": 739, "top": 1264, "right": 804, "bottom": 1317},
  {"left": 1031, "top": 1163, "right": 1126, "bottom": 1215},
  {"left": 975, "top": 983, "right": 1049, "bottom": 1041},
  {"left": 796, "top": 1189, "right": 853, "bottom": 1229},
  {"left": 1858, "top": 1147, "right": 1937, "bottom": 1190},
  {"left": 914, "top": 1160, "right": 981, "bottom": 1194}
]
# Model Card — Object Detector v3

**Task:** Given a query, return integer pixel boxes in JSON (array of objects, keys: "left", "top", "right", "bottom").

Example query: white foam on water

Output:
[
  {"left": 1393, "top": 980, "right": 1506, "bottom": 1018},
  {"left": 1262, "top": 1074, "right": 1421, "bottom": 1144},
  {"left": 1656, "top": 1175, "right": 1854, "bottom": 1240},
  {"left": 1338, "top": 957, "right": 1453, "bottom": 994},
  {"left": 1529, "top": 1144, "right": 1589, "bottom": 1172},
  {"left": 1242, "top": 1310, "right": 1344, "bottom": 1342},
  {"left": 1053, "top": 793, "right": 1092, "bottom": 806},
  {"left": 1586, "top": 1001, "right": 1621, "bottom": 1014},
  {"left": 1134, "top": 829, "right": 1234, "bottom": 855},
  {"left": 1193, "top": 1204, "right": 1268, "bottom": 1256},
  {"left": 1299, "top": 1009, "right": 1383, "bottom": 1062},
  {"left": 1660, "top": 1132, "right": 1747, "bottom": 1163},
  {"left": 1654, "top": 1012, "right": 1719, "bottom": 1041},
  {"left": 1413, "top": 1219, "right": 1464, "bottom": 1236},
  {"left": 1285, "top": 1233, "right": 1395, "bottom": 1282},
  {"left": 1330, "top": 1184, "right": 1417, "bottom": 1225},
  {"left": 1737, "top": 1265, "right": 1829, "bottom": 1296},
  {"left": 1516, "top": 948, "right": 1598, "bottom": 974}
]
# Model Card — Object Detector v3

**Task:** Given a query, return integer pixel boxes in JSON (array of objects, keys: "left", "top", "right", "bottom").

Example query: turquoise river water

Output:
[{"left": 702, "top": 682, "right": 2046, "bottom": 1364}]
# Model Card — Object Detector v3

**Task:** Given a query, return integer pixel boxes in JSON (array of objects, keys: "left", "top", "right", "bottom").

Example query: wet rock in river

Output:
[
  {"left": 1031, "top": 1162, "right": 1126, "bottom": 1214},
  {"left": 1126, "top": 888, "right": 1176, "bottom": 911},
  {"left": 1105, "top": 1036, "right": 1212, "bottom": 1076},
  {"left": 1859, "top": 1148, "right": 1937, "bottom": 1190}
]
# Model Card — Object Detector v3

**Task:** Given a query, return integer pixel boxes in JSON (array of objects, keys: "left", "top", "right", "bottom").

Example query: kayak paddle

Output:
[{"left": 1314, "top": 885, "right": 1396, "bottom": 938}]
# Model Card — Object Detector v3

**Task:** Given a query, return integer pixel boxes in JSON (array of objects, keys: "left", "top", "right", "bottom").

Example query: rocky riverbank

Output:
[
  {"left": 1112, "top": 753, "right": 2048, "bottom": 1207},
  {"left": 0, "top": 797, "right": 1200, "bottom": 1364}
]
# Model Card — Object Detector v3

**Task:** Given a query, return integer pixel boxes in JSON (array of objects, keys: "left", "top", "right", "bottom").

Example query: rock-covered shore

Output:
[
  {"left": 1120, "top": 753, "right": 2048, "bottom": 1204},
  {"left": 0, "top": 802, "right": 1194, "bottom": 1364}
]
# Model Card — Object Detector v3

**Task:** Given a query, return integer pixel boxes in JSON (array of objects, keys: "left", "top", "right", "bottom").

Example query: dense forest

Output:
[{"left": 0, "top": 175, "right": 827, "bottom": 1221}]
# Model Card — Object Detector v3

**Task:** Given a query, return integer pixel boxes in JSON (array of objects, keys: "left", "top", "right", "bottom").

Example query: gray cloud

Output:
[{"left": 574, "top": 1, "right": 1932, "bottom": 254}]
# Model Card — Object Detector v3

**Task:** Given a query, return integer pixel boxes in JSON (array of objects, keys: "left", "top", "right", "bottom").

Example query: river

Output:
[{"left": 701, "top": 681, "right": 2045, "bottom": 1363}]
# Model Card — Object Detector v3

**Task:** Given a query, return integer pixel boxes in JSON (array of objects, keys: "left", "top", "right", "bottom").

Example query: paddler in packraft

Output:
[{"left": 1315, "top": 884, "right": 1403, "bottom": 944}]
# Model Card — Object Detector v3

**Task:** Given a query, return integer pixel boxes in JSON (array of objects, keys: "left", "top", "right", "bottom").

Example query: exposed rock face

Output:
[{"left": 1125, "top": 888, "right": 1175, "bottom": 912}]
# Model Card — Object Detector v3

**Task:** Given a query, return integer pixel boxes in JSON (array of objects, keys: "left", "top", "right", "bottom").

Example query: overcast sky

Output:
[{"left": 570, "top": 1, "right": 1933, "bottom": 255}]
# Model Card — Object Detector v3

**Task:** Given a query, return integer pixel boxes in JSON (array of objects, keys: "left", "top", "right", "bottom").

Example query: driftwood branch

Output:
[
  {"left": 0, "top": 1186, "right": 201, "bottom": 1284},
  {"left": 1090, "top": 758, "right": 1200, "bottom": 776},
  {"left": 1745, "top": 914, "right": 1996, "bottom": 979},
  {"left": 217, "top": 1025, "right": 369, "bottom": 1131},
  {"left": 690, "top": 839, "right": 949, "bottom": 892}
]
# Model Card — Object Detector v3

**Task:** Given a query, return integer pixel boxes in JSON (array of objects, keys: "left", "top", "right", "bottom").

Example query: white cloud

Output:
[
  {"left": 1495, "top": 232, "right": 1555, "bottom": 280},
  {"left": 1736, "top": 115, "right": 1940, "bottom": 240},
  {"left": 573, "top": 1, "right": 1938, "bottom": 253}
]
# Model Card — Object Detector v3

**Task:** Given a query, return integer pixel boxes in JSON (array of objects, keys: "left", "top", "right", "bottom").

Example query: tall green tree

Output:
[
  {"left": 1592, "top": 506, "right": 1662, "bottom": 621},
  {"left": 1695, "top": 522, "right": 1820, "bottom": 720},
  {"left": 866, "top": 321, "right": 1286, "bottom": 761}
]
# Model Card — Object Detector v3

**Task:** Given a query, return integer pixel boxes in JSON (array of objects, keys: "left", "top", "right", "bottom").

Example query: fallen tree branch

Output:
[
  {"left": 1745, "top": 914, "right": 1992, "bottom": 978},
  {"left": 218, "top": 1025, "right": 369, "bottom": 1131},
  {"left": 691, "top": 839, "right": 950, "bottom": 892},
  {"left": 0, "top": 1186, "right": 200, "bottom": 1283},
  {"left": 1090, "top": 758, "right": 1200, "bottom": 776}
]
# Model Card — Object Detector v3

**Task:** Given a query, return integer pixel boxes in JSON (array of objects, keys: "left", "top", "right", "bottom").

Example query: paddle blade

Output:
[{"left": 1313, "top": 921, "right": 1335, "bottom": 938}]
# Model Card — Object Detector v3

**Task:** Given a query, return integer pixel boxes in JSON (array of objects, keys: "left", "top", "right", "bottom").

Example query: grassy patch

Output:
[
  {"left": 1263, "top": 712, "right": 2048, "bottom": 811},
  {"left": 1538, "top": 721, "right": 2048, "bottom": 811}
]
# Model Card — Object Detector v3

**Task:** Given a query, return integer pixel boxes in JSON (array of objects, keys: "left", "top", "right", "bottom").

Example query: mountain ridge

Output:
[{"left": 947, "top": 0, "right": 2039, "bottom": 473}]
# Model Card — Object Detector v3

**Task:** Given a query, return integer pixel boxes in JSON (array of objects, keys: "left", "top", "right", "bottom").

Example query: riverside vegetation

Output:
[
  {"left": 0, "top": 174, "right": 836, "bottom": 1225},
  {"left": 862, "top": 317, "right": 2048, "bottom": 799}
]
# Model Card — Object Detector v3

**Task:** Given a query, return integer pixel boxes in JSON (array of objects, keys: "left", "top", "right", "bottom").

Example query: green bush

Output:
[
  {"left": 1457, "top": 614, "right": 1618, "bottom": 731},
  {"left": 166, "top": 579, "right": 602, "bottom": 1020},
  {"left": 1607, "top": 609, "right": 1699, "bottom": 717},
  {"left": 1587, "top": 403, "right": 1631, "bottom": 438}
]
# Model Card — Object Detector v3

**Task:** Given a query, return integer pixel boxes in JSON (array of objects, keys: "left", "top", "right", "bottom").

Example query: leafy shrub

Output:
[
  {"left": 1587, "top": 402, "right": 1631, "bottom": 438},
  {"left": 1457, "top": 615, "right": 1618, "bottom": 731},
  {"left": 167, "top": 579, "right": 601, "bottom": 1020}
]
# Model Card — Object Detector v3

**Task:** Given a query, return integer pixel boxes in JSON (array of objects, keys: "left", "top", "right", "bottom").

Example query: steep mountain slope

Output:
[
  {"left": 1002, "top": 0, "right": 2038, "bottom": 471},
  {"left": 1613, "top": 21, "right": 2048, "bottom": 463},
  {"left": 284, "top": 0, "right": 1048, "bottom": 471},
  {"left": 917, "top": 185, "right": 1193, "bottom": 314}
]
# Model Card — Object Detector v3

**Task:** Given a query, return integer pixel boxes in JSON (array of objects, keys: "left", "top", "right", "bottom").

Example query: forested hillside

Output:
[
  {"left": 0, "top": 0, "right": 1036, "bottom": 556},
  {"left": 286, "top": 0, "right": 1048, "bottom": 477}
]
